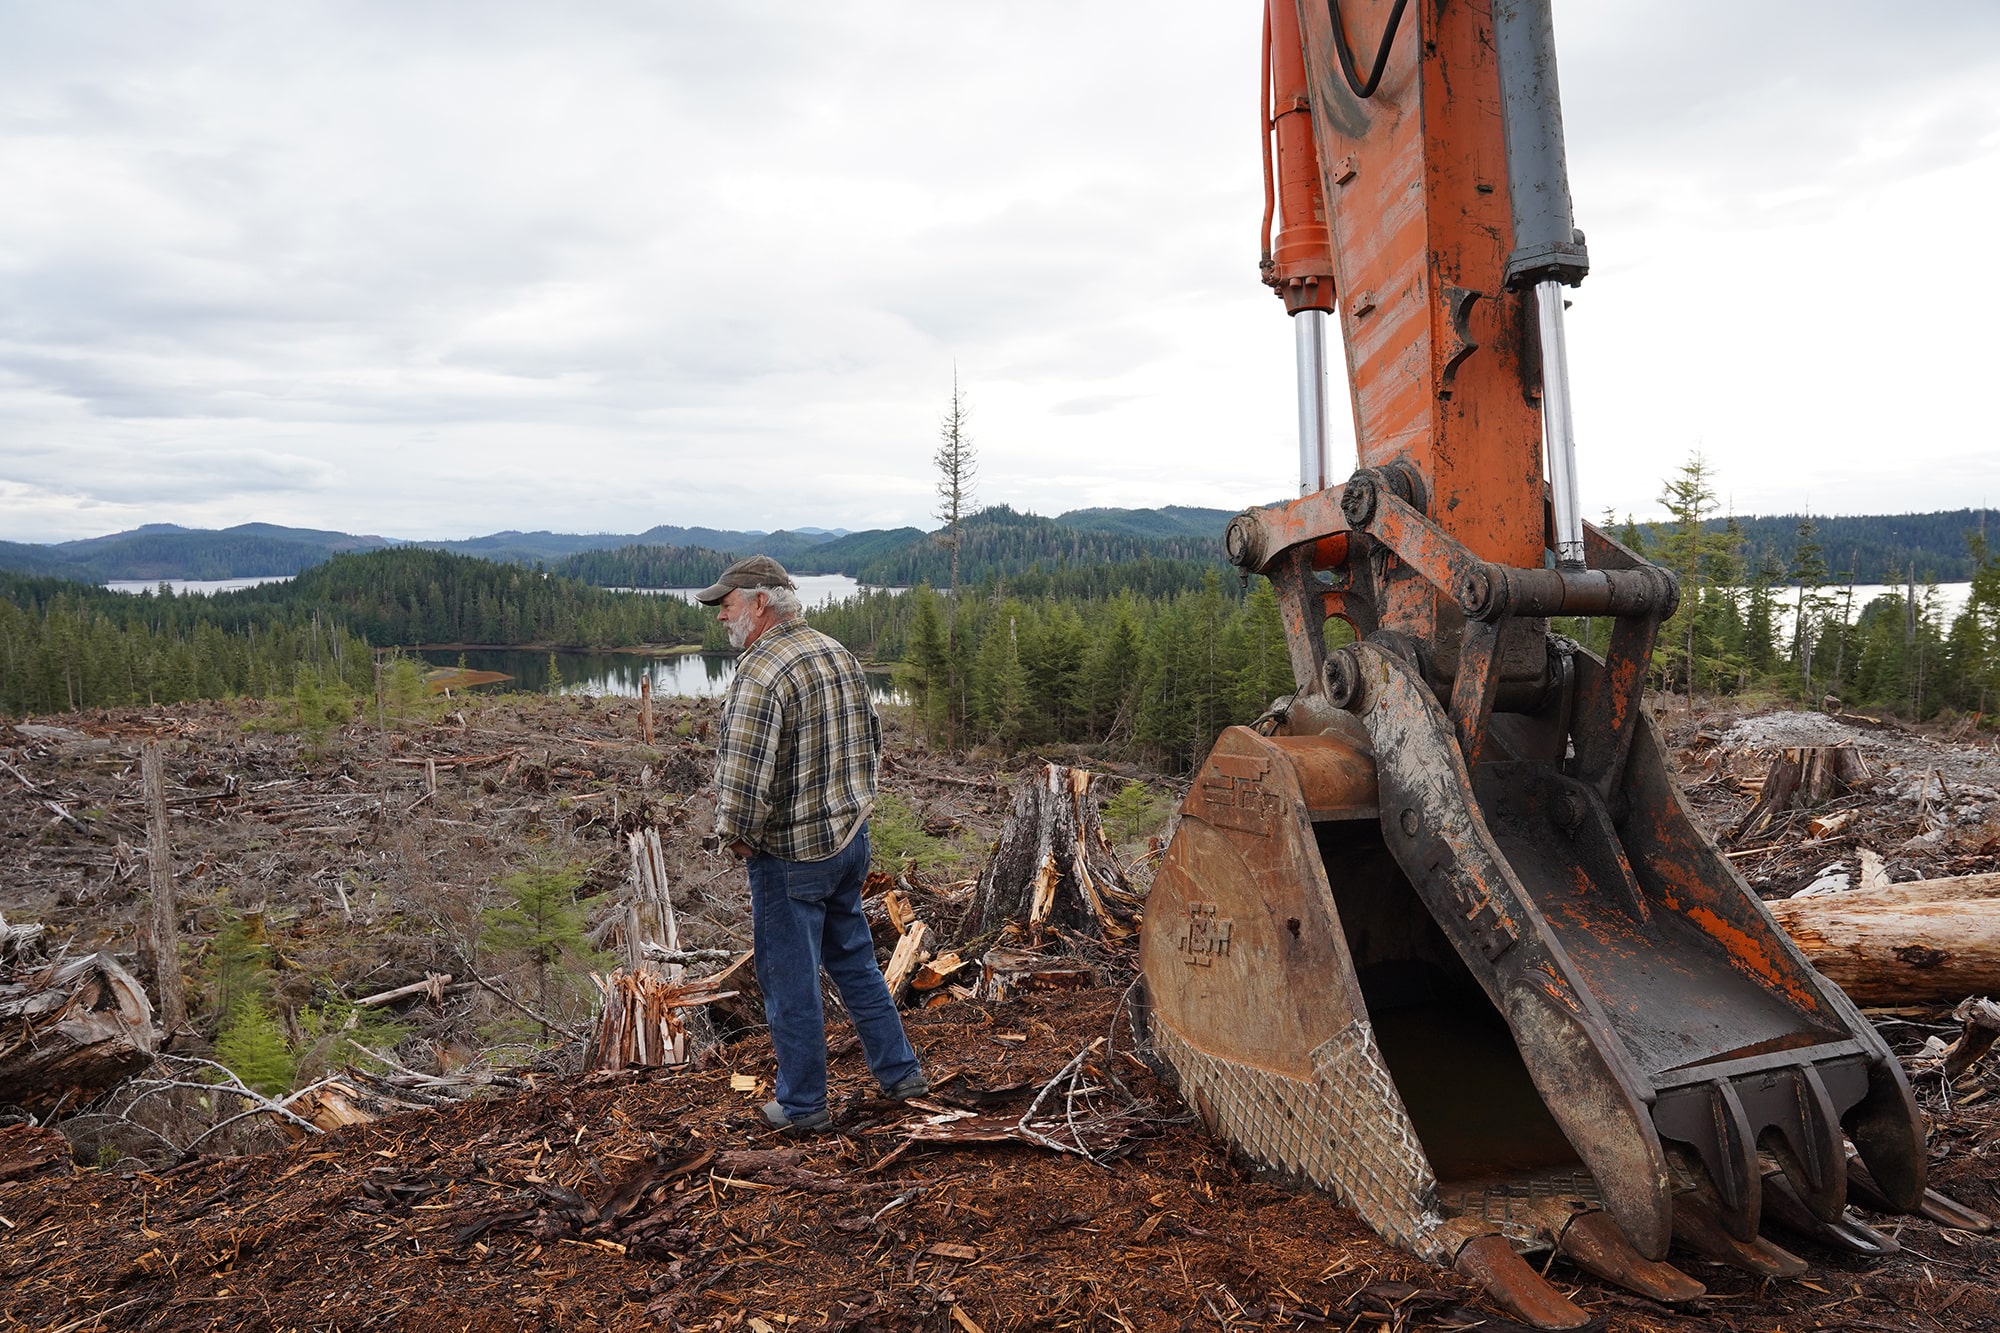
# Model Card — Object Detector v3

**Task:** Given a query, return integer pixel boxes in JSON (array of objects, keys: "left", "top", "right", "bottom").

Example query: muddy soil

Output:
[{"left": 3, "top": 696, "right": 1998, "bottom": 1332}]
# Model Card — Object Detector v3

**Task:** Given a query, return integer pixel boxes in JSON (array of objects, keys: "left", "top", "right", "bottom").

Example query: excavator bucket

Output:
[{"left": 1140, "top": 619, "right": 1937, "bottom": 1325}]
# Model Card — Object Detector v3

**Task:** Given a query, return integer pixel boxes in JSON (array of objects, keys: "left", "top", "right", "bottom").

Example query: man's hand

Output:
[{"left": 730, "top": 840, "right": 755, "bottom": 859}]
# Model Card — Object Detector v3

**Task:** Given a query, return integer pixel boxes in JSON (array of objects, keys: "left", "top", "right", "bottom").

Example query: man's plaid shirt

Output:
[{"left": 712, "top": 618, "right": 882, "bottom": 862}]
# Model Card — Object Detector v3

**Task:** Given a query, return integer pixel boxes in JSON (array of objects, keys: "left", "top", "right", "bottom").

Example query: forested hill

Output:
[
  {"left": 1704, "top": 510, "right": 2000, "bottom": 584},
  {"left": 549, "top": 544, "right": 738, "bottom": 588},
  {"left": 810, "top": 505, "right": 1227, "bottom": 586},
  {"left": 546, "top": 507, "right": 1238, "bottom": 595}
]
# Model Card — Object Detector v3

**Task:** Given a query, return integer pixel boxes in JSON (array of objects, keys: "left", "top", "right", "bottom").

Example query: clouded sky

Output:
[{"left": 3, "top": 1, "right": 1996, "bottom": 545}]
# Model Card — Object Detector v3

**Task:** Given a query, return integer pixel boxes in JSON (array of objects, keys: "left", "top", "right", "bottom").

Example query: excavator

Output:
[{"left": 1137, "top": 1, "right": 1987, "bottom": 1326}]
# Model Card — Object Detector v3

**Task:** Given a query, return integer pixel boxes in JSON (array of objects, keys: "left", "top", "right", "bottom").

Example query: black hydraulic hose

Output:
[{"left": 1327, "top": 0, "right": 1409, "bottom": 99}]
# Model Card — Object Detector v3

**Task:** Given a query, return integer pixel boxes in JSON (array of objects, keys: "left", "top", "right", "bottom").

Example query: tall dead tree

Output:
[
  {"left": 140, "top": 742, "right": 188, "bottom": 1041},
  {"left": 933, "top": 371, "right": 977, "bottom": 747},
  {"left": 934, "top": 370, "right": 977, "bottom": 600}
]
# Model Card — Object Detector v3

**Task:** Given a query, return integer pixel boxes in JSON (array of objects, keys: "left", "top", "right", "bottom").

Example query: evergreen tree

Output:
[
  {"left": 1652, "top": 453, "right": 1730, "bottom": 701},
  {"left": 1788, "top": 517, "right": 1830, "bottom": 698},
  {"left": 481, "top": 861, "right": 596, "bottom": 1041},
  {"left": 1743, "top": 545, "right": 1785, "bottom": 673}
]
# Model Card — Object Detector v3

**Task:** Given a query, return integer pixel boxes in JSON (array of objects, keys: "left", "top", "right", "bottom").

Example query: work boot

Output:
[
  {"left": 760, "top": 1099, "right": 831, "bottom": 1134},
  {"left": 884, "top": 1072, "right": 930, "bottom": 1102}
]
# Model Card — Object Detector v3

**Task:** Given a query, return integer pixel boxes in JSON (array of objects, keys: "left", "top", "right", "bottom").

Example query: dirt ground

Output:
[{"left": 3, "top": 694, "right": 1999, "bottom": 1331}]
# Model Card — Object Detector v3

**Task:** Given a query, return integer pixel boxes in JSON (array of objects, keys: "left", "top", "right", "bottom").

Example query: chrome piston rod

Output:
[
  {"left": 1536, "top": 278, "right": 1585, "bottom": 569},
  {"left": 1295, "top": 308, "right": 1331, "bottom": 494}
]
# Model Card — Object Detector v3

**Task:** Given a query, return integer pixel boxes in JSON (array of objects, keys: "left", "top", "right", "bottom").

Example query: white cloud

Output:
[{"left": 0, "top": 1, "right": 1994, "bottom": 545}]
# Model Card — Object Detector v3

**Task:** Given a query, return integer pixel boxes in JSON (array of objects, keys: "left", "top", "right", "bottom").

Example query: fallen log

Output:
[
  {"left": 976, "top": 946, "right": 1095, "bottom": 1002},
  {"left": 1768, "top": 874, "right": 2000, "bottom": 1005}
]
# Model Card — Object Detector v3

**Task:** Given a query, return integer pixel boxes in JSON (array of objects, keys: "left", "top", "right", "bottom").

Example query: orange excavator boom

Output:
[{"left": 1138, "top": 3, "right": 1972, "bottom": 1326}]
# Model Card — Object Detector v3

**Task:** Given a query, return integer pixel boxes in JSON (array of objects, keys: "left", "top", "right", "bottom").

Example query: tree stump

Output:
[
  {"left": 1731, "top": 743, "right": 1872, "bottom": 841},
  {"left": 0, "top": 949, "right": 158, "bottom": 1115},
  {"left": 968, "top": 764, "right": 1141, "bottom": 942}
]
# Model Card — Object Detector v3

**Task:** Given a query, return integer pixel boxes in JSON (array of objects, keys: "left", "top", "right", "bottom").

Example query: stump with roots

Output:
[
  {"left": 1731, "top": 743, "right": 1873, "bottom": 841},
  {"left": 967, "top": 763, "right": 1141, "bottom": 943}
]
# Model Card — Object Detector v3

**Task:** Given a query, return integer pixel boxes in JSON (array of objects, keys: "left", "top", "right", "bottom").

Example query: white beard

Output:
[{"left": 726, "top": 616, "right": 752, "bottom": 649}]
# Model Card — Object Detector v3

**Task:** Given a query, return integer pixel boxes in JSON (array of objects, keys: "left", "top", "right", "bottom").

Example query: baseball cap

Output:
[{"left": 695, "top": 554, "right": 798, "bottom": 605}]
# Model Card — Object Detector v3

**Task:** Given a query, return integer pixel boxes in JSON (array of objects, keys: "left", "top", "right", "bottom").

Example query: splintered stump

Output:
[
  {"left": 968, "top": 763, "right": 1141, "bottom": 943},
  {"left": 0, "top": 947, "right": 158, "bottom": 1115},
  {"left": 1732, "top": 743, "right": 1872, "bottom": 841},
  {"left": 1768, "top": 873, "right": 2000, "bottom": 1005}
]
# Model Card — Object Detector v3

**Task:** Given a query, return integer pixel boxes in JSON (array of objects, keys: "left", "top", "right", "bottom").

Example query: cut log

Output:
[
  {"left": 883, "top": 922, "right": 934, "bottom": 1004},
  {"left": 0, "top": 951, "right": 158, "bottom": 1114},
  {"left": 1768, "top": 875, "right": 2000, "bottom": 1005},
  {"left": 968, "top": 764, "right": 1141, "bottom": 942},
  {"left": 1731, "top": 744, "right": 1872, "bottom": 841}
]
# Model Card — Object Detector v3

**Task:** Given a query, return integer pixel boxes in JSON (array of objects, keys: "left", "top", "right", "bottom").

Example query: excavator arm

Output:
[{"left": 1139, "top": 2, "right": 1964, "bottom": 1325}]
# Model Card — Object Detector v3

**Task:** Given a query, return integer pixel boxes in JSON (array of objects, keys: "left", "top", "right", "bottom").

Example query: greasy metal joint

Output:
[
  {"left": 1457, "top": 564, "right": 1499, "bottom": 620},
  {"left": 1322, "top": 644, "right": 1363, "bottom": 709},
  {"left": 1224, "top": 513, "right": 1267, "bottom": 571},
  {"left": 1551, "top": 788, "right": 1587, "bottom": 835},
  {"left": 1339, "top": 471, "right": 1379, "bottom": 528}
]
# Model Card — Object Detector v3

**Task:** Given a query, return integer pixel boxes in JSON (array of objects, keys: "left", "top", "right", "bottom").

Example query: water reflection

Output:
[{"left": 418, "top": 647, "right": 902, "bottom": 702}]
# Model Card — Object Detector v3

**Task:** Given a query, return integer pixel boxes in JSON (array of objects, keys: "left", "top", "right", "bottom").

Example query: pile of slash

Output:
[{"left": 2, "top": 697, "right": 1999, "bottom": 1331}]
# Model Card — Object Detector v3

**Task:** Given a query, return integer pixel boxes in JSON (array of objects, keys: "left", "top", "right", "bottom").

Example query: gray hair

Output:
[{"left": 742, "top": 586, "right": 803, "bottom": 620}]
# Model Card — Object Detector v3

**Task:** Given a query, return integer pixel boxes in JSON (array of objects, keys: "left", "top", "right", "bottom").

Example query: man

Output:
[{"left": 699, "top": 555, "right": 927, "bottom": 1132}]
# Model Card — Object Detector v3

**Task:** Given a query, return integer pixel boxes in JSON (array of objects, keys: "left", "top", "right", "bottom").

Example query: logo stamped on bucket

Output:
[{"left": 1180, "top": 901, "right": 1234, "bottom": 966}]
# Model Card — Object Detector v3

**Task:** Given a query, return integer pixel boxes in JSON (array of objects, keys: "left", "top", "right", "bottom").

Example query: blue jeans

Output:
[{"left": 747, "top": 825, "right": 922, "bottom": 1119}]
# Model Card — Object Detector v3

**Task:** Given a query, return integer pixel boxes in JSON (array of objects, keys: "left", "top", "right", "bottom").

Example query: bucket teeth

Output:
[
  {"left": 1761, "top": 1170, "right": 1900, "bottom": 1257},
  {"left": 1671, "top": 1193, "right": 1807, "bottom": 1278},
  {"left": 1555, "top": 1211, "right": 1705, "bottom": 1304},
  {"left": 1450, "top": 1233, "right": 1591, "bottom": 1330},
  {"left": 1846, "top": 1155, "right": 1994, "bottom": 1232}
]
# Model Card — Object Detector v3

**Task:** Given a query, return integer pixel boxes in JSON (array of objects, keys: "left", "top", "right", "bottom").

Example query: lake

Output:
[
  {"left": 104, "top": 575, "right": 295, "bottom": 595},
  {"left": 416, "top": 647, "right": 905, "bottom": 703},
  {"left": 102, "top": 571, "right": 880, "bottom": 605}
]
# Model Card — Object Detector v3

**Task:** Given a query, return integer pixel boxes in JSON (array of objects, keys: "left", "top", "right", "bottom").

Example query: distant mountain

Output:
[
  {"left": 14, "top": 505, "right": 1988, "bottom": 588},
  {"left": 1053, "top": 505, "right": 1239, "bottom": 540},
  {"left": 0, "top": 523, "right": 396, "bottom": 581}
]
